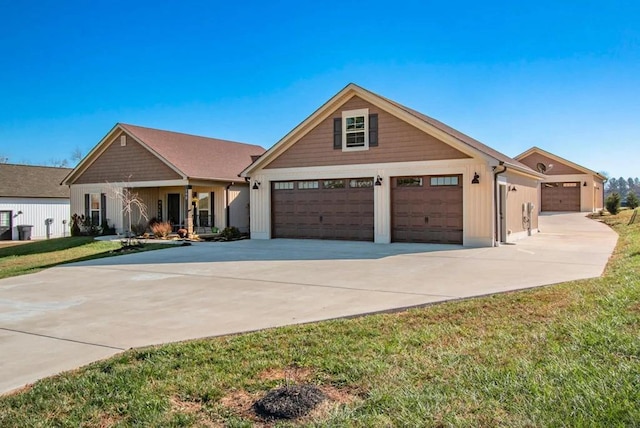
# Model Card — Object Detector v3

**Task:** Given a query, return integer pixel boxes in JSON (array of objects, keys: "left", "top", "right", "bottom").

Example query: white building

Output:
[{"left": 0, "top": 164, "right": 72, "bottom": 240}]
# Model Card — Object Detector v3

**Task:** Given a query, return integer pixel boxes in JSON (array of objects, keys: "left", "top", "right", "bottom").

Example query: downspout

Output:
[
  {"left": 225, "top": 182, "right": 233, "bottom": 228},
  {"left": 493, "top": 162, "right": 507, "bottom": 246},
  {"left": 602, "top": 177, "right": 607, "bottom": 211}
]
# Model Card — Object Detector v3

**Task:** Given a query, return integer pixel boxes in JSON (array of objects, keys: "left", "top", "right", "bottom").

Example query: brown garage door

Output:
[
  {"left": 541, "top": 182, "right": 580, "bottom": 211},
  {"left": 392, "top": 175, "right": 463, "bottom": 244},
  {"left": 272, "top": 178, "right": 374, "bottom": 241}
]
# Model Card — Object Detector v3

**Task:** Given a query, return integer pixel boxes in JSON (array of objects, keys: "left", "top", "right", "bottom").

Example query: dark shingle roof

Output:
[{"left": 0, "top": 164, "right": 71, "bottom": 198}]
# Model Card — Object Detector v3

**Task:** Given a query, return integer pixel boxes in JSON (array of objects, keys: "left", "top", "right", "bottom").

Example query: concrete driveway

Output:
[{"left": 0, "top": 213, "right": 617, "bottom": 394}]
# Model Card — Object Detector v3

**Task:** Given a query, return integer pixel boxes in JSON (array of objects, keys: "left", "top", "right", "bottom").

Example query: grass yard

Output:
[
  {"left": 0, "top": 237, "right": 172, "bottom": 280},
  {"left": 1, "top": 212, "right": 639, "bottom": 426}
]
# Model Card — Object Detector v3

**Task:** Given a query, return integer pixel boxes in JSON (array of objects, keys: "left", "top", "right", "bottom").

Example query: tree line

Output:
[{"left": 605, "top": 177, "right": 640, "bottom": 200}]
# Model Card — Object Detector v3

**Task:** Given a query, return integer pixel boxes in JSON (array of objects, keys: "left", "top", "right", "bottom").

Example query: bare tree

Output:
[
  {"left": 107, "top": 180, "right": 148, "bottom": 246},
  {"left": 0, "top": 155, "right": 8, "bottom": 163},
  {"left": 45, "top": 158, "right": 69, "bottom": 168},
  {"left": 71, "top": 147, "right": 83, "bottom": 163}
]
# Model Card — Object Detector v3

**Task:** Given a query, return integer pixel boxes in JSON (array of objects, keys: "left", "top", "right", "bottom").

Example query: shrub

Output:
[
  {"left": 627, "top": 191, "right": 639, "bottom": 209},
  {"left": 100, "top": 219, "right": 116, "bottom": 236},
  {"left": 220, "top": 226, "right": 241, "bottom": 240},
  {"left": 151, "top": 222, "right": 172, "bottom": 238},
  {"left": 606, "top": 192, "right": 621, "bottom": 215},
  {"left": 70, "top": 214, "right": 82, "bottom": 236},
  {"left": 130, "top": 223, "right": 146, "bottom": 237},
  {"left": 81, "top": 216, "right": 102, "bottom": 236},
  {"left": 147, "top": 217, "right": 160, "bottom": 231}
]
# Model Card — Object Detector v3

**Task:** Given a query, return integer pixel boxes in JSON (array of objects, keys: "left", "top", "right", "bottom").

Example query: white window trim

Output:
[
  {"left": 342, "top": 108, "right": 369, "bottom": 152},
  {"left": 89, "top": 193, "right": 101, "bottom": 225}
]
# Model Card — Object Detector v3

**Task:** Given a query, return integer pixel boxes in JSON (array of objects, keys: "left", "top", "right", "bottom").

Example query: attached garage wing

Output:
[
  {"left": 541, "top": 182, "right": 580, "bottom": 212},
  {"left": 392, "top": 175, "right": 463, "bottom": 244},
  {"left": 271, "top": 178, "right": 374, "bottom": 241}
]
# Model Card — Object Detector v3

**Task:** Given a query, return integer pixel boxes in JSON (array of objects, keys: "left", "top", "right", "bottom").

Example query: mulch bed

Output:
[{"left": 253, "top": 384, "right": 326, "bottom": 420}]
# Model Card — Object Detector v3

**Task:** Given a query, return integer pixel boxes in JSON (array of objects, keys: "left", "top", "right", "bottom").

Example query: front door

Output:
[
  {"left": 167, "top": 194, "right": 181, "bottom": 226},
  {"left": 0, "top": 211, "right": 12, "bottom": 240}
]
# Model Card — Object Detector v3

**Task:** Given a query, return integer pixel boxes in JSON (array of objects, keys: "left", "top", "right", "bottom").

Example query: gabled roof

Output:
[
  {"left": 241, "top": 83, "right": 542, "bottom": 178},
  {"left": 514, "top": 146, "right": 606, "bottom": 180},
  {"left": 0, "top": 164, "right": 72, "bottom": 198},
  {"left": 64, "top": 123, "right": 265, "bottom": 185}
]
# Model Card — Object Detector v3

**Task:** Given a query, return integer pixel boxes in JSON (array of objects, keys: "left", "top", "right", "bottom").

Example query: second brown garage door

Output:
[
  {"left": 392, "top": 175, "right": 463, "bottom": 244},
  {"left": 541, "top": 182, "right": 580, "bottom": 211},
  {"left": 272, "top": 178, "right": 374, "bottom": 241}
]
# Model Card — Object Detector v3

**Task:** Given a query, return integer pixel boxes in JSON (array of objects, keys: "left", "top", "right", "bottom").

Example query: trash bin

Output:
[{"left": 18, "top": 225, "right": 33, "bottom": 241}]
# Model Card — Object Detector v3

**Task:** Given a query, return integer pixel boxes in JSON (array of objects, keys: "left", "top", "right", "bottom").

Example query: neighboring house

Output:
[
  {"left": 0, "top": 164, "right": 72, "bottom": 240},
  {"left": 62, "top": 124, "right": 265, "bottom": 235},
  {"left": 515, "top": 147, "right": 605, "bottom": 212},
  {"left": 241, "top": 83, "right": 544, "bottom": 247}
]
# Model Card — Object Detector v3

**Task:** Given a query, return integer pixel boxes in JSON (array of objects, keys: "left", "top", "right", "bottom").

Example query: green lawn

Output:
[
  {"left": 1, "top": 213, "right": 638, "bottom": 427},
  {"left": 0, "top": 237, "right": 172, "bottom": 280}
]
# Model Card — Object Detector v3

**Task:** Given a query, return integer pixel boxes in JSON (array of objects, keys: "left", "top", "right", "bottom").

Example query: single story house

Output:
[
  {"left": 515, "top": 147, "right": 606, "bottom": 212},
  {"left": 0, "top": 164, "right": 72, "bottom": 240},
  {"left": 62, "top": 123, "right": 265, "bottom": 236},
  {"left": 241, "top": 83, "right": 545, "bottom": 247}
]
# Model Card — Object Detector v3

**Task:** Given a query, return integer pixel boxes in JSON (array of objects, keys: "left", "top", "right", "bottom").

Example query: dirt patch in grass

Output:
[
  {"left": 219, "top": 383, "right": 357, "bottom": 425},
  {"left": 97, "top": 413, "right": 123, "bottom": 428},
  {"left": 170, "top": 395, "right": 203, "bottom": 414},
  {"left": 257, "top": 366, "right": 314, "bottom": 383}
]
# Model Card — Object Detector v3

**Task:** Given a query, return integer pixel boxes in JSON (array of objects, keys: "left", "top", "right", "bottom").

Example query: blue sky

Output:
[{"left": 1, "top": 1, "right": 639, "bottom": 178}]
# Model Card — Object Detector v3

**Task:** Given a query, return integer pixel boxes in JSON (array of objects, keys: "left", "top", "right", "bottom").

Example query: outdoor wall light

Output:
[
  {"left": 252, "top": 181, "right": 261, "bottom": 190},
  {"left": 472, "top": 172, "right": 480, "bottom": 184},
  {"left": 583, "top": 182, "right": 587, "bottom": 187},
  {"left": 375, "top": 175, "right": 382, "bottom": 186},
  {"left": 508, "top": 185, "right": 517, "bottom": 192}
]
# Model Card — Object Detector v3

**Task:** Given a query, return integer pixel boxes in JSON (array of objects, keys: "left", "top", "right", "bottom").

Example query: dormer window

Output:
[
  {"left": 342, "top": 108, "right": 369, "bottom": 151},
  {"left": 333, "top": 109, "right": 378, "bottom": 151}
]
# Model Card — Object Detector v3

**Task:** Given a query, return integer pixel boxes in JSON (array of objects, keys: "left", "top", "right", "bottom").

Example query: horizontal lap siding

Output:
[
  {"left": 264, "top": 96, "right": 470, "bottom": 169},
  {"left": 75, "top": 133, "right": 182, "bottom": 184},
  {"left": 518, "top": 152, "right": 583, "bottom": 176}
]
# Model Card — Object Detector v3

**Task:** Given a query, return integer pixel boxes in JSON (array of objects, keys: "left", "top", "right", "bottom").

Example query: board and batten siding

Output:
[
  {"left": 0, "top": 198, "right": 70, "bottom": 240},
  {"left": 70, "top": 184, "right": 125, "bottom": 232},
  {"left": 264, "top": 96, "right": 470, "bottom": 169},
  {"left": 228, "top": 185, "right": 250, "bottom": 233},
  {"left": 250, "top": 159, "right": 496, "bottom": 246},
  {"left": 504, "top": 173, "right": 539, "bottom": 240},
  {"left": 74, "top": 133, "right": 181, "bottom": 184}
]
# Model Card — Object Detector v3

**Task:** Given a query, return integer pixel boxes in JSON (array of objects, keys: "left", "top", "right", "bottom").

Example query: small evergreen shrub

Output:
[
  {"left": 606, "top": 192, "right": 621, "bottom": 215},
  {"left": 130, "top": 223, "right": 146, "bottom": 237},
  {"left": 627, "top": 191, "right": 639, "bottom": 209},
  {"left": 221, "top": 226, "right": 241, "bottom": 240},
  {"left": 70, "top": 214, "right": 82, "bottom": 236}
]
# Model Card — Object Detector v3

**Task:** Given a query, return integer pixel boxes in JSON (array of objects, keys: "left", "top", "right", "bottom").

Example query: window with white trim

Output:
[
  {"left": 197, "top": 193, "right": 210, "bottom": 227},
  {"left": 90, "top": 193, "right": 101, "bottom": 225},
  {"left": 342, "top": 108, "right": 369, "bottom": 151}
]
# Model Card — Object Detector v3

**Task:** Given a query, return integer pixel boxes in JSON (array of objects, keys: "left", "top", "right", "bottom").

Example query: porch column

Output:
[{"left": 185, "top": 185, "right": 194, "bottom": 237}]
